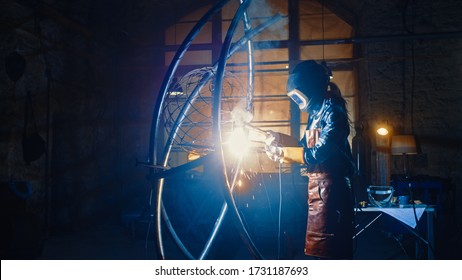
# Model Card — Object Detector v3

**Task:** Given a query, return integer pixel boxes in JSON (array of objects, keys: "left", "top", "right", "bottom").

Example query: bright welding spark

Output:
[
  {"left": 225, "top": 127, "right": 251, "bottom": 159},
  {"left": 231, "top": 107, "right": 253, "bottom": 124}
]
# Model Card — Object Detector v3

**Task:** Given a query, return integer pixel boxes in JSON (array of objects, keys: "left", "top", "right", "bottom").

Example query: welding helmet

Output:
[{"left": 286, "top": 60, "right": 330, "bottom": 111}]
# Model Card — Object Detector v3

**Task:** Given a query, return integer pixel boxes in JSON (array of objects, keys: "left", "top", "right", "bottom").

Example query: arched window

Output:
[{"left": 163, "top": 0, "right": 357, "bottom": 172}]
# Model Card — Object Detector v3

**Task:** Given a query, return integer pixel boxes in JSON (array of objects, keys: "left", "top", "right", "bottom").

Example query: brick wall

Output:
[{"left": 356, "top": 0, "right": 462, "bottom": 256}]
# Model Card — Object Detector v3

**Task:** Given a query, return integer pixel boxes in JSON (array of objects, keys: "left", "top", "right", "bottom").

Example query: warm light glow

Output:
[
  {"left": 225, "top": 127, "right": 250, "bottom": 159},
  {"left": 168, "top": 78, "right": 184, "bottom": 96},
  {"left": 376, "top": 127, "right": 389, "bottom": 136},
  {"left": 231, "top": 108, "right": 253, "bottom": 124},
  {"left": 168, "top": 90, "right": 184, "bottom": 96},
  {"left": 188, "top": 152, "right": 201, "bottom": 161},
  {"left": 391, "top": 135, "right": 417, "bottom": 155}
]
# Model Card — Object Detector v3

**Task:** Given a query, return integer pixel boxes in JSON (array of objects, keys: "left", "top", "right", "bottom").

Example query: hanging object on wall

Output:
[{"left": 5, "top": 51, "right": 26, "bottom": 82}]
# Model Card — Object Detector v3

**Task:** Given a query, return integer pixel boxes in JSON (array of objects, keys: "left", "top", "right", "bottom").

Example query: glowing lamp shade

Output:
[
  {"left": 391, "top": 135, "right": 417, "bottom": 155},
  {"left": 376, "top": 127, "right": 389, "bottom": 136}
]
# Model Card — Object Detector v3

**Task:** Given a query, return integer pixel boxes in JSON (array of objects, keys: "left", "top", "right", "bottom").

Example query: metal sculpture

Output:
[{"left": 147, "top": 0, "right": 283, "bottom": 259}]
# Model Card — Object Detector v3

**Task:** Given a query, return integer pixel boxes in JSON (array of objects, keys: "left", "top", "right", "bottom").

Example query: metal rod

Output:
[
  {"left": 151, "top": 1, "right": 283, "bottom": 260},
  {"left": 156, "top": 12, "right": 283, "bottom": 259},
  {"left": 241, "top": 0, "right": 255, "bottom": 115},
  {"left": 152, "top": 0, "right": 232, "bottom": 260},
  {"left": 353, "top": 212, "right": 382, "bottom": 239},
  {"left": 213, "top": 0, "right": 264, "bottom": 260},
  {"left": 149, "top": 0, "right": 231, "bottom": 166},
  {"left": 161, "top": 203, "right": 195, "bottom": 260},
  {"left": 199, "top": 157, "right": 242, "bottom": 260},
  {"left": 244, "top": 122, "right": 269, "bottom": 135}
]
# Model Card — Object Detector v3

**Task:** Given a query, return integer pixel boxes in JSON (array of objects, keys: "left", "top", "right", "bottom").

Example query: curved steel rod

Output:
[
  {"left": 158, "top": 12, "right": 283, "bottom": 173},
  {"left": 156, "top": 12, "right": 283, "bottom": 260},
  {"left": 198, "top": 2, "right": 269, "bottom": 261},
  {"left": 199, "top": 203, "right": 229, "bottom": 259},
  {"left": 152, "top": 0, "right": 231, "bottom": 260},
  {"left": 150, "top": 0, "right": 284, "bottom": 258},
  {"left": 198, "top": 157, "right": 243, "bottom": 259},
  {"left": 161, "top": 203, "right": 195, "bottom": 259},
  {"left": 212, "top": 0, "right": 264, "bottom": 259},
  {"left": 160, "top": 13, "right": 283, "bottom": 168},
  {"left": 149, "top": 0, "right": 231, "bottom": 165}
]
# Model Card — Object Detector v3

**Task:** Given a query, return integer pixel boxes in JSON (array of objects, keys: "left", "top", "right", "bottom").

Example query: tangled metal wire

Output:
[{"left": 163, "top": 67, "right": 247, "bottom": 158}]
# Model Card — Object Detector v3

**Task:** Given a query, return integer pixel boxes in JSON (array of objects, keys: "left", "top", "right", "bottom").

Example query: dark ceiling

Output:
[
  {"left": 4, "top": 0, "right": 220, "bottom": 50},
  {"left": 5, "top": 0, "right": 366, "bottom": 48}
]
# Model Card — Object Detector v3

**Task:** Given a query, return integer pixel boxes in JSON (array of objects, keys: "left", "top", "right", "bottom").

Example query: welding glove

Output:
[
  {"left": 264, "top": 131, "right": 305, "bottom": 164},
  {"left": 265, "top": 145, "right": 305, "bottom": 164},
  {"left": 264, "top": 131, "right": 278, "bottom": 146},
  {"left": 265, "top": 143, "right": 283, "bottom": 162},
  {"left": 264, "top": 131, "right": 282, "bottom": 162},
  {"left": 280, "top": 147, "right": 305, "bottom": 164}
]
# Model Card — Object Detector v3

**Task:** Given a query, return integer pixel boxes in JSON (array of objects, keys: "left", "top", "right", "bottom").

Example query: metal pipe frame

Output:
[
  {"left": 150, "top": 0, "right": 231, "bottom": 260},
  {"left": 212, "top": 0, "right": 264, "bottom": 260},
  {"left": 149, "top": 0, "right": 282, "bottom": 260}
]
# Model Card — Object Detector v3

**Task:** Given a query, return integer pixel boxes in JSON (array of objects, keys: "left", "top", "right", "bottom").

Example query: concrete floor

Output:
[
  {"left": 37, "top": 218, "right": 308, "bottom": 260},
  {"left": 36, "top": 217, "right": 416, "bottom": 260},
  {"left": 3, "top": 207, "right": 449, "bottom": 260},
  {"left": 39, "top": 222, "right": 154, "bottom": 260}
]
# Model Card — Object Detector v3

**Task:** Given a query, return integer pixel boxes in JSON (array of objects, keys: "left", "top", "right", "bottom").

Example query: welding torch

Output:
[
  {"left": 242, "top": 122, "right": 270, "bottom": 139},
  {"left": 239, "top": 122, "right": 304, "bottom": 164}
]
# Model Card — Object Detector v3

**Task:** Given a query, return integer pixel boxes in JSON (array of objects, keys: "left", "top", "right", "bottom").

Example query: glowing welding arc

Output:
[
  {"left": 231, "top": 107, "right": 253, "bottom": 124},
  {"left": 225, "top": 123, "right": 271, "bottom": 159},
  {"left": 231, "top": 107, "right": 269, "bottom": 142},
  {"left": 225, "top": 127, "right": 251, "bottom": 159}
]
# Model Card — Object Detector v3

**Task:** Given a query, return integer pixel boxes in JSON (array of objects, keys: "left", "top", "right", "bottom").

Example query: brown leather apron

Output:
[{"left": 305, "top": 172, "right": 353, "bottom": 259}]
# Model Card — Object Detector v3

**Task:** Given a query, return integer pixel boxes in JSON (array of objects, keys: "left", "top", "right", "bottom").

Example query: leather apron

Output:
[
  {"left": 304, "top": 128, "right": 353, "bottom": 259},
  {"left": 305, "top": 173, "right": 353, "bottom": 259}
]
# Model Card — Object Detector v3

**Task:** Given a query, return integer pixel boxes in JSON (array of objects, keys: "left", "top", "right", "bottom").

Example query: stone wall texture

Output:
[
  {"left": 1, "top": 0, "right": 461, "bottom": 258},
  {"left": 356, "top": 0, "right": 462, "bottom": 248}
]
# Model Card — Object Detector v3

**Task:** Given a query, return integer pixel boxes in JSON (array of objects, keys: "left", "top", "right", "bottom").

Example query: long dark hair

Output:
[
  {"left": 327, "top": 82, "right": 347, "bottom": 109},
  {"left": 326, "top": 81, "right": 352, "bottom": 127}
]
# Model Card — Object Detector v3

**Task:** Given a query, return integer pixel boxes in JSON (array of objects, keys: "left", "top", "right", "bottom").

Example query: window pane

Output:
[
  {"left": 331, "top": 70, "right": 356, "bottom": 98},
  {"left": 300, "top": 44, "right": 353, "bottom": 60},
  {"left": 254, "top": 72, "right": 287, "bottom": 96},
  {"left": 165, "top": 50, "right": 212, "bottom": 66},
  {"left": 299, "top": 1, "right": 353, "bottom": 41},
  {"left": 165, "top": 22, "right": 212, "bottom": 45}
]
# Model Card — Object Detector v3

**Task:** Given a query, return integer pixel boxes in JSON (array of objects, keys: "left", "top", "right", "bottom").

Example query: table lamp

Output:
[{"left": 391, "top": 134, "right": 417, "bottom": 176}]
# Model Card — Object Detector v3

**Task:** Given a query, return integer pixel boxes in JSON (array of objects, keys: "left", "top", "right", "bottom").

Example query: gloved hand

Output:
[
  {"left": 264, "top": 131, "right": 283, "bottom": 162},
  {"left": 265, "top": 143, "right": 283, "bottom": 162},
  {"left": 264, "top": 131, "right": 279, "bottom": 147},
  {"left": 264, "top": 131, "right": 305, "bottom": 163}
]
